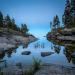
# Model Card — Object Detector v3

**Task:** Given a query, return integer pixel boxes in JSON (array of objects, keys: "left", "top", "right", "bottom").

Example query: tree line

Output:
[
  {"left": 0, "top": 12, "right": 28, "bottom": 35},
  {"left": 50, "top": 0, "right": 75, "bottom": 32}
]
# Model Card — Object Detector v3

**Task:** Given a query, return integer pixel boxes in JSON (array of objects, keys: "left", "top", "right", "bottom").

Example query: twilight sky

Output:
[{"left": 0, "top": 0, "right": 65, "bottom": 38}]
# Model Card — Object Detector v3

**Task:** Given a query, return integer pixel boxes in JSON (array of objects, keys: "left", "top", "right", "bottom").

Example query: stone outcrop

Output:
[{"left": 0, "top": 35, "right": 37, "bottom": 51}]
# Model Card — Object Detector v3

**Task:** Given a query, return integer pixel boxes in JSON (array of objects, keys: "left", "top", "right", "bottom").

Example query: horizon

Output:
[{"left": 0, "top": 0, "right": 65, "bottom": 38}]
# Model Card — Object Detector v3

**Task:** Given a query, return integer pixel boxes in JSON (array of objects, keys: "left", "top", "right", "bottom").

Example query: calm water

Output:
[{"left": 0, "top": 37, "right": 75, "bottom": 67}]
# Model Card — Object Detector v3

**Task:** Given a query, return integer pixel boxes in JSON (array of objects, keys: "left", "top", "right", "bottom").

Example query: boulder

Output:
[
  {"left": 21, "top": 51, "right": 31, "bottom": 55},
  {"left": 41, "top": 52, "right": 54, "bottom": 57}
]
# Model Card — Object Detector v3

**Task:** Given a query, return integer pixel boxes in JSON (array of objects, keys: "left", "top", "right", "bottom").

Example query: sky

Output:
[{"left": 0, "top": 0, "right": 65, "bottom": 38}]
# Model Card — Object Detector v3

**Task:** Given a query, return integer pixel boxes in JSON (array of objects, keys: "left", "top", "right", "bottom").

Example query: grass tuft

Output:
[{"left": 32, "top": 57, "right": 41, "bottom": 72}]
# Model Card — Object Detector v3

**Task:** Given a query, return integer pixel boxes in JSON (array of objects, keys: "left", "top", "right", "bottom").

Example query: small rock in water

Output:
[
  {"left": 21, "top": 51, "right": 31, "bottom": 55},
  {"left": 41, "top": 52, "right": 54, "bottom": 57}
]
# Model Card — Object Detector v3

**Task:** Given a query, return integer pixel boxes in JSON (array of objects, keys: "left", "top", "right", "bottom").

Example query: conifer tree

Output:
[
  {"left": 52, "top": 15, "right": 60, "bottom": 31},
  {"left": 5, "top": 15, "right": 12, "bottom": 29},
  {"left": 70, "top": 0, "right": 75, "bottom": 27},
  {"left": 0, "top": 11, "right": 3, "bottom": 27},
  {"left": 21, "top": 24, "right": 29, "bottom": 35},
  {"left": 62, "top": 0, "right": 74, "bottom": 28}
]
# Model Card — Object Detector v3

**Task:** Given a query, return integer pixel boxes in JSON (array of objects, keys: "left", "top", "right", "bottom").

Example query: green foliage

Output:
[
  {"left": 23, "top": 58, "right": 41, "bottom": 75},
  {"left": 11, "top": 18, "right": 17, "bottom": 30},
  {"left": 70, "top": 0, "right": 75, "bottom": 27},
  {"left": 0, "top": 11, "right": 29, "bottom": 36},
  {"left": 0, "top": 11, "right": 3, "bottom": 27},
  {"left": 50, "top": 15, "right": 60, "bottom": 33},
  {"left": 21, "top": 24, "right": 29, "bottom": 35},
  {"left": 32, "top": 57, "right": 41, "bottom": 72},
  {"left": 63, "top": 0, "right": 75, "bottom": 28},
  {"left": 15, "top": 58, "right": 41, "bottom": 75},
  {"left": 4, "top": 15, "right": 12, "bottom": 28},
  {"left": 53, "top": 15, "right": 60, "bottom": 29}
]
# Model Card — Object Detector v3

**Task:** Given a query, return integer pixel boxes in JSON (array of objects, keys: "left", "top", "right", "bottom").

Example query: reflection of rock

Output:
[
  {"left": 23, "top": 44, "right": 28, "bottom": 48},
  {"left": 41, "top": 52, "right": 54, "bottom": 57},
  {"left": 0, "top": 50, "right": 5, "bottom": 59},
  {"left": 64, "top": 46, "right": 75, "bottom": 64},
  {"left": 21, "top": 51, "right": 31, "bottom": 55},
  {"left": 71, "top": 52, "right": 75, "bottom": 57}
]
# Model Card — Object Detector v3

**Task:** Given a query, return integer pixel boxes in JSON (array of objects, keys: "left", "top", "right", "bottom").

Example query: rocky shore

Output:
[
  {"left": 47, "top": 28, "right": 75, "bottom": 41},
  {"left": 0, "top": 32, "right": 37, "bottom": 51},
  {"left": 1, "top": 63, "right": 75, "bottom": 75},
  {"left": 35, "top": 64, "right": 75, "bottom": 75}
]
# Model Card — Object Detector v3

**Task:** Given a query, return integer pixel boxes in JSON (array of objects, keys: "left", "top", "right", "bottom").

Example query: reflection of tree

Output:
[
  {"left": 41, "top": 43, "right": 45, "bottom": 48},
  {"left": 34, "top": 42, "right": 45, "bottom": 49},
  {"left": 64, "top": 46, "right": 75, "bottom": 64},
  {"left": 47, "top": 37, "right": 75, "bottom": 65},
  {"left": 0, "top": 51, "right": 7, "bottom": 70},
  {"left": 53, "top": 44, "right": 61, "bottom": 54},
  {"left": 6, "top": 49, "right": 13, "bottom": 57},
  {"left": 51, "top": 43, "right": 53, "bottom": 50},
  {"left": 6, "top": 47, "right": 17, "bottom": 58},
  {"left": 23, "top": 43, "right": 28, "bottom": 48},
  {"left": 0, "top": 51, "right": 5, "bottom": 59},
  {"left": 0, "top": 47, "right": 17, "bottom": 71}
]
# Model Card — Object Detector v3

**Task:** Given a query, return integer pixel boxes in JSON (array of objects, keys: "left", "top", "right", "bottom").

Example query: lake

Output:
[{"left": 0, "top": 37, "right": 75, "bottom": 68}]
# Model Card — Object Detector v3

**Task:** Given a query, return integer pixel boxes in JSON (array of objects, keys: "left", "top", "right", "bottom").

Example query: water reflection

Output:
[
  {"left": 6, "top": 47, "right": 18, "bottom": 58},
  {"left": 64, "top": 46, "right": 75, "bottom": 64},
  {"left": 23, "top": 43, "right": 29, "bottom": 48},
  {"left": 0, "top": 37, "right": 75, "bottom": 72},
  {"left": 53, "top": 44, "right": 61, "bottom": 54},
  {"left": 34, "top": 42, "right": 45, "bottom": 48},
  {"left": 0, "top": 47, "right": 18, "bottom": 71},
  {"left": 0, "top": 51, "right": 5, "bottom": 59},
  {"left": 0, "top": 47, "right": 17, "bottom": 61},
  {"left": 0, "top": 60, "right": 7, "bottom": 68},
  {"left": 49, "top": 39, "right": 75, "bottom": 65}
]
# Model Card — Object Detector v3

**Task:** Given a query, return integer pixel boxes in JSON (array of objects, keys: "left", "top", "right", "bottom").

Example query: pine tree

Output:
[
  {"left": 21, "top": 24, "right": 29, "bottom": 35},
  {"left": 52, "top": 15, "right": 60, "bottom": 31},
  {"left": 0, "top": 11, "right": 3, "bottom": 27},
  {"left": 11, "top": 18, "right": 17, "bottom": 30},
  {"left": 63, "top": 0, "right": 70, "bottom": 28},
  {"left": 70, "top": 0, "right": 75, "bottom": 27},
  {"left": 50, "top": 21, "right": 52, "bottom": 30},
  {"left": 53, "top": 16, "right": 57, "bottom": 30},
  {"left": 63, "top": 0, "right": 74, "bottom": 28},
  {"left": 5, "top": 15, "right": 12, "bottom": 29}
]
